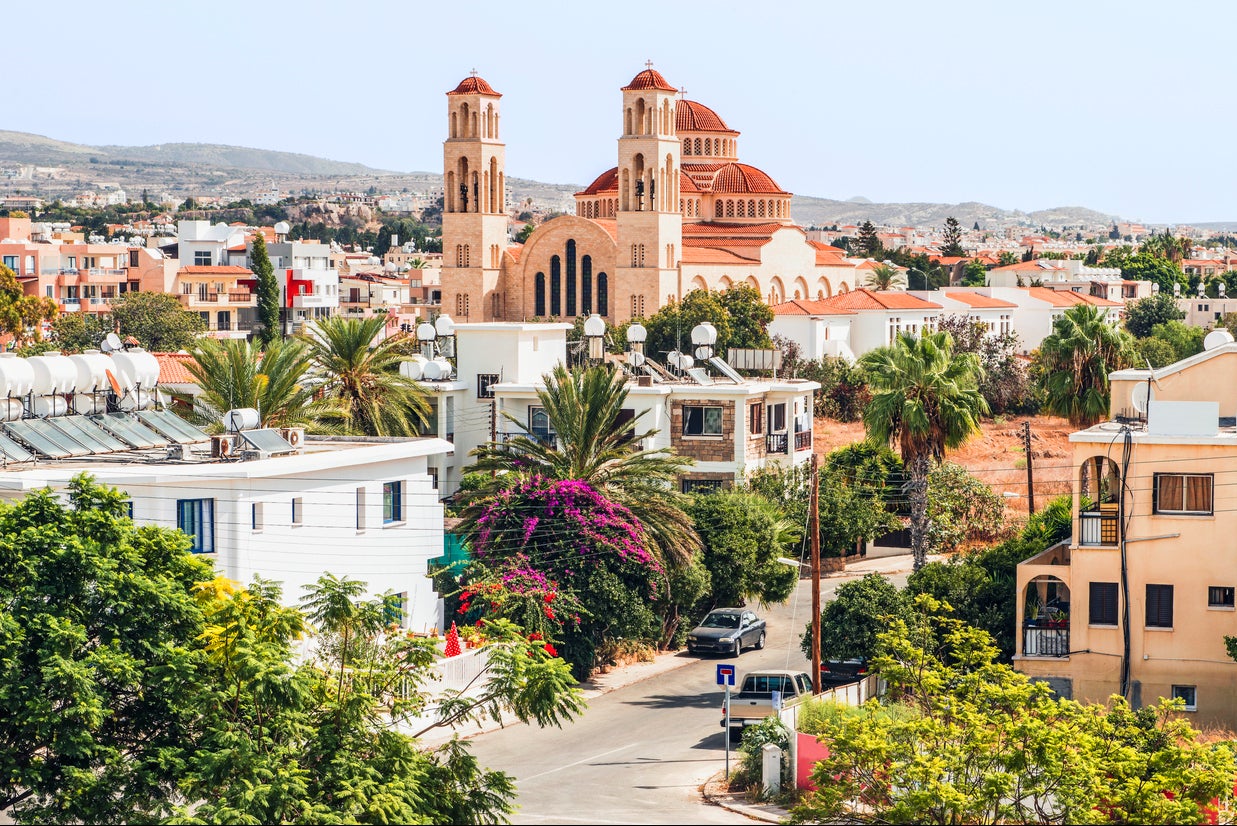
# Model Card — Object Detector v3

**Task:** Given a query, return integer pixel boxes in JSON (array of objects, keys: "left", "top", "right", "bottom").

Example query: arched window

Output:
[
  {"left": 705, "top": 138, "right": 713, "bottom": 155},
  {"left": 565, "top": 240, "right": 577, "bottom": 316},
  {"left": 450, "top": 111, "right": 458, "bottom": 138},
  {"left": 581, "top": 255, "right": 592, "bottom": 314},
  {"left": 726, "top": 200, "right": 734, "bottom": 217},
  {"left": 534, "top": 272, "right": 546, "bottom": 316},
  {"left": 550, "top": 255, "right": 561, "bottom": 316},
  {"left": 597, "top": 272, "right": 608, "bottom": 316},
  {"left": 491, "top": 293, "right": 499, "bottom": 317},
  {"left": 758, "top": 200, "right": 766, "bottom": 217},
  {"left": 715, "top": 201, "right": 723, "bottom": 219}
]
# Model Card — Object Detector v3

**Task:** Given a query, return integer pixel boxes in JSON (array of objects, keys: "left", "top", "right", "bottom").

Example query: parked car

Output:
[
  {"left": 722, "top": 668, "right": 813, "bottom": 742},
  {"left": 686, "top": 608, "right": 766, "bottom": 657},
  {"left": 820, "top": 657, "right": 868, "bottom": 686}
]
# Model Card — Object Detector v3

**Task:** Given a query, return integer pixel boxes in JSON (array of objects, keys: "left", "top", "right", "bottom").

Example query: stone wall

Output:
[{"left": 669, "top": 399, "right": 736, "bottom": 462}]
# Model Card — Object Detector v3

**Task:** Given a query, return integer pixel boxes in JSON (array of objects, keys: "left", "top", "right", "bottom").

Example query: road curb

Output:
[{"left": 701, "top": 772, "right": 790, "bottom": 823}]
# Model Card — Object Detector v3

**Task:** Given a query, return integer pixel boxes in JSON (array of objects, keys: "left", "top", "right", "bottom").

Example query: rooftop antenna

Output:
[{"left": 1131, "top": 357, "right": 1163, "bottom": 426}]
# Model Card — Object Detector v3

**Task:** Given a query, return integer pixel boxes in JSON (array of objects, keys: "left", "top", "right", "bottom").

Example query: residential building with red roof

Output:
[
  {"left": 439, "top": 67, "right": 860, "bottom": 325},
  {"left": 768, "top": 288, "right": 945, "bottom": 361}
]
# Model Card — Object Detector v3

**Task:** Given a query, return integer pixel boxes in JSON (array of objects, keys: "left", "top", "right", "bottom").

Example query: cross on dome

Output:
[
  {"left": 469, "top": 68, "right": 478, "bottom": 77},
  {"left": 645, "top": 59, "right": 654, "bottom": 69}
]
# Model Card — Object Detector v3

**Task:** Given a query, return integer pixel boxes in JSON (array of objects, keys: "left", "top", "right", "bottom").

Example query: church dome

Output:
[
  {"left": 710, "top": 163, "right": 786, "bottom": 194},
  {"left": 579, "top": 167, "right": 619, "bottom": 195},
  {"left": 622, "top": 67, "right": 676, "bottom": 92},
  {"left": 676, "top": 100, "right": 735, "bottom": 134},
  {"left": 448, "top": 74, "right": 501, "bottom": 96}
]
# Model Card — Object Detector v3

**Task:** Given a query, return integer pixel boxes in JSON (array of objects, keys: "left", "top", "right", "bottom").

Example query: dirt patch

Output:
[{"left": 813, "top": 415, "right": 1075, "bottom": 515}]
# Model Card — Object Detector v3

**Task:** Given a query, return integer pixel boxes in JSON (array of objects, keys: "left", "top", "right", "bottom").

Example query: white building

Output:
[{"left": 769, "top": 288, "right": 946, "bottom": 361}]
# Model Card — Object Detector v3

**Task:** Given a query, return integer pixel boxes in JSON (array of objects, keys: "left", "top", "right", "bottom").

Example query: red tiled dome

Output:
[
  {"left": 679, "top": 170, "right": 701, "bottom": 193},
  {"left": 579, "top": 167, "right": 619, "bottom": 195},
  {"left": 623, "top": 68, "right": 676, "bottom": 92},
  {"left": 448, "top": 75, "right": 501, "bottom": 96},
  {"left": 676, "top": 99, "right": 734, "bottom": 133},
  {"left": 710, "top": 163, "right": 786, "bottom": 195}
]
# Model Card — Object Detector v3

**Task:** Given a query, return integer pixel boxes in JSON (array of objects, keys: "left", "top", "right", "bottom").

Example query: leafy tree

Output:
[
  {"left": 717, "top": 283, "right": 773, "bottom": 351},
  {"left": 0, "top": 264, "right": 57, "bottom": 346},
  {"left": 1035, "top": 304, "right": 1134, "bottom": 427},
  {"left": 516, "top": 222, "right": 536, "bottom": 243},
  {"left": 775, "top": 344, "right": 871, "bottom": 421},
  {"left": 685, "top": 490, "right": 798, "bottom": 607},
  {"left": 186, "top": 336, "right": 338, "bottom": 431},
  {"left": 939, "top": 216, "right": 965, "bottom": 257},
  {"left": 800, "top": 573, "right": 908, "bottom": 663},
  {"left": 861, "top": 332, "right": 988, "bottom": 571},
  {"left": 1148, "top": 319, "right": 1205, "bottom": 363},
  {"left": 960, "top": 258, "right": 987, "bottom": 286},
  {"left": 924, "top": 462, "right": 1011, "bottom": 554},
  {"left": 107, "top": 290, "right": 206, "bottom": 351},
  {"left": 933, "top": 314, "right": 1037, "bottom": 415},
  {"left": 251, "top": 233, "right": 281, "bottom": 345},
  {"left": 793, "top": 598, "right": 1237, "bottom": 825},
  {"left": 466, "top": 364, "right": 699, "bottom": 567},
  {"left": 997, "top": 250, "right": 1019, "bottom": 266},
  {"left": 302, "top": 315, "right": 430, "bottom": 436},
  {"left": 855, "top": 220, "right": 882, "bottom": 258},
  {"left": 861, "top": 262, "right": 906, "bottom": 291},
  {"left": 1124, "top": 291, "right": 1186, "bottom": 338},
  {"left": 0, "top": 475, "right": 215, "bottom": 823},
  {"left": 640, "top": 289, "right": 732, "bottom": 359},
  {"left": 47, "top": 311, "right": 112, "bottom": 353},
  {"left": 1120, "top": 250, "right": 1187, "bottom": 294}
]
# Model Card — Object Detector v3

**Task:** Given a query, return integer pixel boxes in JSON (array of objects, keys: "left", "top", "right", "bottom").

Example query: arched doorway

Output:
[{"left": 1022, "top": 575, "right": 1071, "bottom": 657}]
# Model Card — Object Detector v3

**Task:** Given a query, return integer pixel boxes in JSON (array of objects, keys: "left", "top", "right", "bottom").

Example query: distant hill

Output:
[{"left": 789, "top": 194, "right": 1121, "bottom": 231}]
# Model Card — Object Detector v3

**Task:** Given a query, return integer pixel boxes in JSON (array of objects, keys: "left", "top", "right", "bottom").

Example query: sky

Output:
[{"left": 8, "top": 0, "right": 1235, "bottom": 224}]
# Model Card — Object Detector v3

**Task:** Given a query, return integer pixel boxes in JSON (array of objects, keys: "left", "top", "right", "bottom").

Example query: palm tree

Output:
[
  {"left": 186, "top": 337, "right": 335, "bottom": 431},
  {"left": 860, "top": 331, "right": 988, "bottom": 571},
  {"left": 466, "top": 363, "right": 700, "bottom": 566},
  {"left": 862, "top": 263, "right": 907, "bottom": 292},
  {"left": 302, "top": 315, "right": 430, "bottom": 437},
  {"left": 1037, "top": 304, "right": 1134, "bottom": 428}
]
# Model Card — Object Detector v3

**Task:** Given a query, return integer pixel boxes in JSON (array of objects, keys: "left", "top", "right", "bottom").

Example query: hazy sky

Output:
[{"left": 8, "top": 0, "right": 1234, "bottom": 223}]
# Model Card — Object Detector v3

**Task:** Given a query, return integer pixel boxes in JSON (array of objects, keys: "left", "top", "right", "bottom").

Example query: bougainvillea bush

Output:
[{"left": 461, "top": 476, "right": 669, "bottom": 679}]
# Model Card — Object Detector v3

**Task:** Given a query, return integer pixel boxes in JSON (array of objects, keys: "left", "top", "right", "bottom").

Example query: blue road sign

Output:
[{"left": 716, "top": 664, "right": 736, "bottom": 687}]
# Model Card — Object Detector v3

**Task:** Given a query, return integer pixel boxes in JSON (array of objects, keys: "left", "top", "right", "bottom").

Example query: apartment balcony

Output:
[
  {"left": 766, "top": 432, "right": 788, "bottom": 454},
  {"left": 179, "top": 291, "right": 256, "bottom": 309},
  {"left": 79, "top": 268, "right": 127, "bottom": 284},
  {"left": 1078, "top": 508, "right": 1120, "bottom": 546},
  {"left": 794, "top": 429, "right": 812, "bottom": 452},
  {"left": 1022, "top": 623, "right": 1070, "bottom": 657},
  {"left": 292, "top": 292, "right": 339, "bottom": 309}
]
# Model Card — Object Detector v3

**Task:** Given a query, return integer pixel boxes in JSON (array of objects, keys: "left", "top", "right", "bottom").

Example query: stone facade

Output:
[{"left": 669, "top": 399, "right": 736, "bottom": 463}]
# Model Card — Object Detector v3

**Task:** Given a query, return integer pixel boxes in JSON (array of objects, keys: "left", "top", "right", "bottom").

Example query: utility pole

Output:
[
  {"left": 1022, "top": 420, "right": 1036, "bottom": 515},
  {"left": 809, "top": 452, "right": 821, "bottom": 695}
]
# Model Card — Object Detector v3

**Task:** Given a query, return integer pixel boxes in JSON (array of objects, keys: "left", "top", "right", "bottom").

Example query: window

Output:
[
  {"left": 534, "top": 272, "right": 546, "bottom": 316},
  {"left": 124, "top": 500, "right": 134, "bottom": 519},
  {"left": 1153, "top": 473, "right": 1213, "bottom": 514},
  {"left": 1089, "top": 581, "right": 1118, "bottom": 625},
  {"left": 292, "top": 497, "right": 303, "bottom": 526},
  {"left": 477, "top": 373, "right": 499, "bottom": 399},
  {"left": 1145, "top": 584, "right": 1174, "bottom": 628},
  {"left": 252, "top": 502, "right": 263, "bottom": 532},
  {"left": 550, "top": 255, "right": 561, "bottom": 316},
  {"left": 767, "top": 402, "right": 787, "bottom": 433},
  {"left": 681, "top": 478, "right": 724, "bottom": 494},
  {"left": 1208, "top": 586, "right": 1235, "bottom": 608},
  {"left": 1171, "top": 685, "right": 1197, "bottom": 711},
  {"left": 682, "top": 405, "right": 724, "bottom": 437},
  {"left": 385, "top": 592, "right": 408, "bottom": 627},
  {"left": 176, "top": 499, "right": 215, "bottom": 554},
  {"left": 193, "top": 250, "right": 212, "bottom": 266},
  {"left": 383, "top": 481, "right": 403, "bottom": 524},
  {"left": 528, "top": 406, "right": 555, "bottom": 443},
  {"left": 2, "top": 255, "right": 17, "bottom": 270},
  {"left": 749, "top": 402, "right": 764, "bottom": 435},
  {"left": 356, "top": 487, "right": 366, "bottom": 531}
]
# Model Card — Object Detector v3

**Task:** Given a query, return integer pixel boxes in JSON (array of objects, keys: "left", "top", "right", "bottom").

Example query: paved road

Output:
[{"left": 465, "top": 564, "right": 914, "bottom": 824}]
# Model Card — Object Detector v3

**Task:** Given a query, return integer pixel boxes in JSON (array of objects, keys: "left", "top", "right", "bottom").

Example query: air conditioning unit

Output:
[
  {"left": 210, "top": 434, "right": 235, "bottom": 459},
  {"left": 239, "top": 449, "right": 270, "bottom": 462},
  {"left": 280, "top": 427, "right": 305, "bottom": 450}
]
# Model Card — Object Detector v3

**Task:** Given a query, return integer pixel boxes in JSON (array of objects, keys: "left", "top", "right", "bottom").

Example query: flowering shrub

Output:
[{"left": 458, "top": 554, "right": 583, "bottom": 644}]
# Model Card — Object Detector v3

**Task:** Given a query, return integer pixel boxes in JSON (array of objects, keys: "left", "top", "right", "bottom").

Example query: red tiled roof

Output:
[
  {"left": 770, "top": 299, "right": 857, "bottom": 316},
  {"left": 679, "top": 247, "right": 759, "bottom": 265},
  {"left": 683, "top": 222, "right": 783, "bottom": 235},
  {"left": 153, "top": 352, "right": 198, "bottom": 385},
  {"left": 815, "top": 249, "right": 852, "bottom": 267},
  {"left": 505, "top": 245, "right": 523, "bottom": 263},
  {"left": 813, "top": 288, "right": 943, "bottom": 312},
  {"left": 1024, "top": 287, "right": 1123, "bottom": 307},
  {"left": 578, "top": 167, "right": 618, "bottom": 196},
  {"left": 941, "top": 292, "right": 1019, "bottom": 309},
  {"left": 622, "top": 68, "right": 675, "bottom": 92},
  {"left": 808, "top": 240, "right": 845, "bottom": 253},
  {"left": 227, "top": 244, "right": 247, "bottom": 252},
  {"left": 676, "top": 99, "right": 736, "bottom": 133},
  {"left": 588, "top": 219, "right": 619, "bottom": 242},
  {"left": 682, "top": 236, "right": 771, "bottom": 248},
  {"left": 931, "top": 256, "right": 969, "bottom": 266},
  {"left": 448, "top": 75, "right": 501, "bottom": 96},
  {"left": 711, "top": 163, "right": 787, "bottom": 195},
  {"left": 990, "top": 260, "right": 1064, "bottom": 273},
  {"left": 178, "top": 265, "right": 253, "bottom": 275}
]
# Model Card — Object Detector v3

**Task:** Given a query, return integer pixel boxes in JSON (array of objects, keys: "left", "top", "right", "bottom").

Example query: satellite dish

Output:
[
  {"left": 1131, "top": 382, "right": 1153, "bottom": 414},
  {"left": 101, "top": 332, "right": 123, "bottom": 352},
  {"left": 1204, "top": 329, "right": 1234, "bottom": 351},
  {"left": 629, "top": 351, "right": 646, "bottom": 368}
]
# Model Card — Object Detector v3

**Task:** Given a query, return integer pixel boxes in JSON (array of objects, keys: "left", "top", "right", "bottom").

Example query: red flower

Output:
[
  {"left": 544, "top": 592, "right": 555, "bottom": 603},
  {"left": 545, "top": 607, "right": 556, "bottom": 620},
  {"left": 528, "top": 631, "right": 543, "bottom": 641},
  {"left": 544, "top": 643, "right": 558, "bottom": 657}
]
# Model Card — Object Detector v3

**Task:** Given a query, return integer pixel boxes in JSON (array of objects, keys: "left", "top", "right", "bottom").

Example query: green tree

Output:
[
  {"left": 0, "top": 475, "right": 215, "bottom": 823},
  {"left": 940, "top": 216, "right": 966, "bottom": 257},
  {"left": 924, "top": 462, "right": 1011, "bottom": 554},
  {"left": 1134, "top": 335, "right": 1177, "bottom": 369},
  {"left": 1035, "top": 304, "right": 1134, "bottom": 427},
  {"left": 186, "top": 336, "right": 337, "bottom": 430},
  {"left": 48, "top": 311, "right": 112, "bottom": 353},
  {"left": 466, "top": 364, "right": 699, "bottom": 566},
  {"left": 1120, "top": 250, "right": 1187, "bottom": 294},
  {"left": 861, "top": 262, "right": 907, "bottom": 291},
  {"left": 516, "top": 222, "right": 536, "bottom": 243},
  {"left": 1148, "top": 319, "right": 1205, "bottom": 363},
  {"left": 717, "top": 283, "right": 773, "bottom": 351},
  {"left": 855, "top": 220, "right": 882, "bottom": 258},
  {"left": 685, "top": 490, "right": 798, "bottom": 608},
  {"left": 640, "top": 289, "right": 732, "bottom": 359},
  {"left": 800, "top": 572, "right": 908, "bottom": 663},
  {"left": 107, "top": 290, "right": 206, "bottom": 351},
  {"left": 1124, "top": 291, "right": 1186, "bottom": 338},
  {"left": 302, "top": 315, "right": 430, "bottom": 436},
  {"left": 0, "top": 264, "right": 57, "bottom": 346},
  {"left": 861, "top": 332, "right": 988, "bottom": 570},
  {"left": 251, "top": 233, "right": 281, "bottom": 345},
  {"left": 997, "top": 250, "right": 1019, "bottom": 266},
  {"left": 961, "top": 257, "right": 987, "bottom": 286},
  {"left": 793, "top": 598, "right": 1237, "bottom": 825},
  {"left": 933, "top": 314, "right": 1037, "bottom": 415}
]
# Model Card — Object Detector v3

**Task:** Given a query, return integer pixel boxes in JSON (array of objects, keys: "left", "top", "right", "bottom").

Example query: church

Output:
[{"left": 440, "top": 66, "right": 859, "bottom": 325}]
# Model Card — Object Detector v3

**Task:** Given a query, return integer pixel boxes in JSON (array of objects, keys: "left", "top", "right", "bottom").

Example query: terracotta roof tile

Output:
[
  {"left": 684, "top": 222, "right": 783, "bottom": 235},
  {"left": 505, "top": 245, "right": 523, "bottom": 263},
  {"left": 710, "top": 163, "right": 787, "bottom": 195},
  {"left": 578, "top": 167, "right": 618, "bottom": 196},
  {"left": 813, "top": 288, "right": 943, "bottom": 312},
  {"left": 770, "top": 298, "right": 857, "bottom": 316},
  {"left": 622, "top": 68, "right": 676, "bottom": 92},
  {"left": 587, "top": 219, "right": 619, "bottom": 242},
  {"left": 448, "top": 75, "right": 501, "bottom": 96},
  {"left": 153, "top": 352, "right": 198, "bottom": 385},
  {"left": 1024, "top": 287, "right": 1124, "bottom": 307},
  {"left": 679, "top": 247, "right": 760, "bottom": 265},
  {"left": 941, "top": 292, "right": 1019, "bottom": 309},
  {"left": 682, "top": 236, "right": 771, "bottom": 248},
  {"left": 676, "top": 99, "right": 737, "bottom": 134}
]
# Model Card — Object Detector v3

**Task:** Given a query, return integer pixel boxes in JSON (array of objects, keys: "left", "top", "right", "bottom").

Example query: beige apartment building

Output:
[{"left": 1015, "top": 339, "right": 1237, "bottom": 726}]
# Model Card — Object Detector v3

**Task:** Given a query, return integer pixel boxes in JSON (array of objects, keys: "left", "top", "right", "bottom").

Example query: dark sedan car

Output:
[
  {"left": 820, "top": 657, "right": 869, "bottom": 686},
  {"left": 685, "top": 608, "right": 766, "bottom": 657}
]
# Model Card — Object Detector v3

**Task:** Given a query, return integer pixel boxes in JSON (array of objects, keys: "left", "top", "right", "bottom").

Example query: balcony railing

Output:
[
  {"left": 1022, "top": 624, "right": 1069, "bottom": 657},
  {"left": 1079, "top": 511, "right": 1119, "bottom": 546},
  {"left": 794, "top": 430, "right": 812, "bottom": 452},
  {"left": 766, "top": 432, "right": 788, "bottom": 454}
]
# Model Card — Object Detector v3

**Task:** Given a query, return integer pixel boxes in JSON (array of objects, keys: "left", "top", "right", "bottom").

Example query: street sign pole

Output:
[
  {"left": 717, "top": 663, "right": 736, "bottom": 779},
  {"left": 724, "top": 684, "right": 731, "bottom": 778}
]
